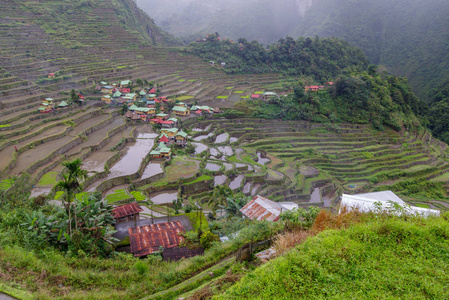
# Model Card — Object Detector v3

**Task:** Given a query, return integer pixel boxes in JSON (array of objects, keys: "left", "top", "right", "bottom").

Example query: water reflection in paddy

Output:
[
  {"left": 205, "top": 162, "right": 220, "bottom": 171},
  {"left": 150, "top": 191, "right": 178, "bottom": 204},
  {"left": 229, "top": 175, "right": 244, "bottom": 190},
  {"left": 257, "top": 152, "right": 270, "bottom": 165},
  {"left": 107, "top": 133, "right": 157, "bottom": 178},
  {"left": 214, "top": 175, "right": 228, "bottom": 186},
  {"left": 141, "top": 163, "right": 163, "bottom": 179},
  {"left": 214, "top": 133, "right": 229, "bottom": 144},
  {"left": 192, "top": 142, "right": 207, "bottom": 154},
  {"left": 217, "top": 146, "right": 233, "bottom": 156}
]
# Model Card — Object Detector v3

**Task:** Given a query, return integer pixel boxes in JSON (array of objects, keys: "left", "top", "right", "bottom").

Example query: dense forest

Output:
[
  {"left": 186, "top": 34, "right": 368, "bottom": 80},
  {"left": 250, "top": 69, "right": 426, "bottom": 131},
  {"left": 427, "top": 80, "right": 449, "bottom": 144}
]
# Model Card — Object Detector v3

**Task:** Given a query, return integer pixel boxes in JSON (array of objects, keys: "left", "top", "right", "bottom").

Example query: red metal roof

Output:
[
  {"left": 149, "top": 88, "right": 156, "bottom": 93},
  {"left": 48, "top": 73, "right": 55, "bottom": 75},
  {"left": 112, "top": 202, "right": 143, "bottom": 219},
  {"left": 128, "top": 221, "right": 185, "bottom": 257},
  {"left": 159, "top": 135, "right": 169, "bottom": 143},
  {"left": 120, "top": 88, "right": 131, "bottom": 93},
  {"left": 239, "top": 195, "right": 285, "bottom": 221},
  {"left": 251, "top": 94, "right": 260, "bottom": 98}
]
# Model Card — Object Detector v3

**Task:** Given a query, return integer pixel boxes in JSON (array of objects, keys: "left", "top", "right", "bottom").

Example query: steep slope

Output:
[{"left": 290, "top": 0, "right": 449, "bottom": 99}]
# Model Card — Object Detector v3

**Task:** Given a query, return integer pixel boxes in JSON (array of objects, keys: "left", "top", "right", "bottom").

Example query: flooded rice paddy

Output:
[{"left": 150, "top": 190, "right": 178, "bottom": 204}]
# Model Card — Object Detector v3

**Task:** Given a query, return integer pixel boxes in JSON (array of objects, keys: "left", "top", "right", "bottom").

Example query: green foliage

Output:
[
  {"left": 216, "top": 215, "right": 449, "bottom": 299},
  {"left": 105, "top": 189, "right": 132, "bottom": 203},
  {"left": 280, "top": 206, "right": 320, "bottom": 230},
  {"left": 427, "top": 79, "right": 449, "bottom": 144},
  {"left": 253, "top": 71, "right": 424, "bottom": 130},
  {"left": 187, "top": 35, "right": 368, "bottom": 79},
  {"left": 199, "top": 230, "right": 220, "bottom": 249}
]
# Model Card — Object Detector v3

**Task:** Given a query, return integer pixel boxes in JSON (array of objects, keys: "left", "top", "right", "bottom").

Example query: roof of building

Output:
[
  {"left": 168, "top": 117, "right": 178, "bottom": 122},
  {"left": 102, "top": 95, "right": 111, "bottom": 99},
  {"left": 102, "top": 85, "right": 113, "bottom": 89},
  {"left": 263, "top": 92, "right": 277, "bottom": 96},
  {"left": 158, "top": 134, "right": 170, "bottom": 143},
  {"left": 173, "top": 106, "right": 188, "bottom": 112},
  {"left": 175, "top": 131, "right": 188, "bottom": 138},
  {"left": 100, "top": 81, "right": 108, "bottom": 85},
  {"left": 128, "top": 221, "right": 185, "bottom": 257},
  {"left": 340, "top": 191, "right": 440, "bottom": 217},
  {"left": 149, "top": 88, "right": 156, "bottom": 93},
  {"left": 121, "top": 80, "right": 132, "bottom": 85},
  {"left": 156, "top": 113, "right": 168, "bottom": 117},
  {"left": 112, "top": 202, "right": 143, "bottom": 219},
  {"left": 139, "top": 89, "right": 147, "bottom": 96},
  {"left": 124, "top": 110, "right": 133, "bottom": 118},
  {"left": 113, "top": 91, "right": 122, "bottom": 98},
  {"left": 240, "top": 195, "right": 294, "bottom": 221},
  {"left": 58, "top": 101, "right": 69, "bottom": 107},
  {"left": 251, "top": 94, "right": 260, "bottom": 98}
]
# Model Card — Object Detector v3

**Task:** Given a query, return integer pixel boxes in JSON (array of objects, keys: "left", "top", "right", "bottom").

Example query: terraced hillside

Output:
[{"left": 180, "top": 118, "right": 449, "bottom": 210}]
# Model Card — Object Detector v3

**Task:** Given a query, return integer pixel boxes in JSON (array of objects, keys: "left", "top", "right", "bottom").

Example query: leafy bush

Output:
[{"left": 280, "top": 206, "right": 320, "bottom": 230}]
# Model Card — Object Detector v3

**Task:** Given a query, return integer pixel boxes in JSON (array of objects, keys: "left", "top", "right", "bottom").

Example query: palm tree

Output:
[
  {"left": 207, "top": 185, "right": 233, "bottom": 216},
  {"left": 55, "top": 158, "right": 88, "bottom": 237}
]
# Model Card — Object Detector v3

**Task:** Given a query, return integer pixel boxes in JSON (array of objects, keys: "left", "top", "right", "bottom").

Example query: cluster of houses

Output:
[
  {"left": 109, "top": 190, "right": 440, "bottom": 261},
  {"left": 304, "top": 82, "right": 334, "bottom": 93},
  {"left": 38, "top": 97, "right": 70, "bottom": 113}
]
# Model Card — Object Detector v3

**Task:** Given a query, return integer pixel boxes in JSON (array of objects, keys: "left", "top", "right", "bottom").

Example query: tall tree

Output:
[
  {"left": 55, "top": 159, "right": 88, "bottom": 237},
  {"left": 207, "top": 185, "right": 233, "bottom": 215}
]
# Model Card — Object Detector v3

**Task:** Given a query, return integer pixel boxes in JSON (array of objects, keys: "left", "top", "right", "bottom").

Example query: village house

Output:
[
  {"left": 251, "top": 94, "right": 260, "bottom": 100},
  {"left": 39, "top": 98, "right": 55, "bottom": 113},
  {"left": 168, "top": 117, "right": 178, "bottom": 126},
  {"left": 340, "top": 191, "right": 440, "bottom": 217},
  {"left": 100, "top": 81, "right": 108, "bottom": 86},
  {"left": 120, "top": 88, "right": 131, "bottom": 94},
  {"left": 175, "top": 131, "right": 188, "bottom": 146},
  {"left": 177, "top": 102, "right": 186, "bottom": 107},
  {"left": 158, "top": 133, "right": 170, "bottom": 143},
  {"left": 156, "top": 113, "right": 168, "bottom": 120},
  {"left": 263, "top": 92, "right": 278, "bottom": 101},
  {"left": 101, "top": 94, "right": 112, "bottom": 104},
  {"left": 139, "top": 89, "right": 147, "bottom": 96},
  {"left": 123, "top": 93, "right": 137, "bottom": 102},
  {"left": 101, "top": 85, "right": 114, "bottom": 94},
  {"left": 120, "top": 80, "right": 132, "bottom": 87},
  {"left": 240, "top": 195, "right": 299, "bottom": 221},
  {"left": 161, "top": 127, "right": 178, "bottom": 139},
  {"left": 48, "top": 73, "right": 55, "bottom": 79},
  {"left": 113, "top": 91, "right": 122, "bottom": 98},
  {"left": 112, "top": 202, "right": 143, "bottom": 223},
  {"left": 148, "top": 87, "right": 156, "bottom": 94},
  {"left": 161, "top": 119, "right": 175, "bottom": 128},
  {"left": 58, "top": 100, "right": 69, "bottom": 109},
  {"left": 172, "top": 105, "right": 190, "bottom": 116},
  {"left": 150, "top": 142, "right": 171, "bottom": 158},
  {"left": 128, "top": 221, "right": 185, "bottom": 257}
]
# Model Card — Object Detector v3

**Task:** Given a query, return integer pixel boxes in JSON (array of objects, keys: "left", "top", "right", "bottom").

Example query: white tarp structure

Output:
[{"left": 340, "top": 190, "right": 439, "bottom": 217}]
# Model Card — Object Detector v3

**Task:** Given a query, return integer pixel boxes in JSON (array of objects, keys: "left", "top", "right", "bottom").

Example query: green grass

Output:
[
  {"left": 225, "top": 86, "right": 234, "bottom": 89},
  {"left": 414, "top": 203, "right": 430, "bottom": 208},
  {"left": 178, "top": 79, "right": 186, "bottom": 82},
  {"left": 176, "top": 95, "right": 194, "bottom": 101},
  {"left": 130, "top": 190, "right": 146, "bottom": 201},
  {"left": 233, "top": 91, "right": 245, "bottom": 94},
  {"left": 187, "top": 79, "right": 196, "bottom": 82},
  {"left": 184, "top": 175, "right": 213, "bottom": 185},
  {"left": 216, "top": 215, "right": 449, "bottom": 299},
  {"left": 0, "top": 124, "right": 11, "bottom": 128},
  {"left": 0, "top": 179, "right": 13, "bottom": 191},
  {"left": 150, "top": 156, "right": 200, "bottom": 186},
  {"left": 254, "top": 91, "right": 264, "bottom": 94},
  {"left": 105, "top": 189, "right": 131, "bottom": 203},
  {"left": 240, "top": 95, "right": 250, "bottom": 99},
  {"left": 37, "top": 172, "right": 58, "bottom": 186},
  {"left": 216, "top": 96, "right": 228, "bottom": 99}
]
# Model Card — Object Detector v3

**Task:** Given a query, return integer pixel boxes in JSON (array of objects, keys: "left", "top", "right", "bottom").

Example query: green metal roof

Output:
[
  {"left": 156, "top": 113, "right": 168, "bottom": 117},
  {"left": 113, "top": 91, "right": 122, "bottom": 97},
  {"left": 58, "top": 100, "right": 68, "bottom": 107},
  {"left": 121, "top": 80, "right": 131, "bottom": 85},
  {"left": 172, "top": 106, "right": 188, "bottom": 112},
  {"left": 176, "top": 131, "right": 188, "bottom": 138},
  {"left": 150, "top": 150, "right": 161, "bottom": 155},
  {"left": 168, "top": 118, "right": 178, "bottom": 122}
]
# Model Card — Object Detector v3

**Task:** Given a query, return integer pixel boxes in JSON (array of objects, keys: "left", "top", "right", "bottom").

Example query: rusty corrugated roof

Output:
[
  {"left": 240, "top": 195, "right": 285, "bottom": 221},
  {"left": 128, "top": 221, "right": 185, "bottom": 257},
  {"left": 112, "top": 202, "right": 143, "bottom": 219}
]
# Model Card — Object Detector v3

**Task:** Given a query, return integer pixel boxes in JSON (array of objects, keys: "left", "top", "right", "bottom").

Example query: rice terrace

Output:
[{"left": 1, "top": 0, "right": 449, "bottom": 299}]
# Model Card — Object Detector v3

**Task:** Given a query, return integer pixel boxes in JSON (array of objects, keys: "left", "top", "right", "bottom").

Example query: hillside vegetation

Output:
[
  {"left": 187, "top": 35, "right": 368, "bottom": 78},
  {"left": 216, "top": 212, "right": 449, "bottom": 299}
]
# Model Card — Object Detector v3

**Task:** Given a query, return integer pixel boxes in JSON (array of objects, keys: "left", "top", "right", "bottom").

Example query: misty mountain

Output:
[{"left": 136, "top": 0, "right": 449, "bottom": 98}]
